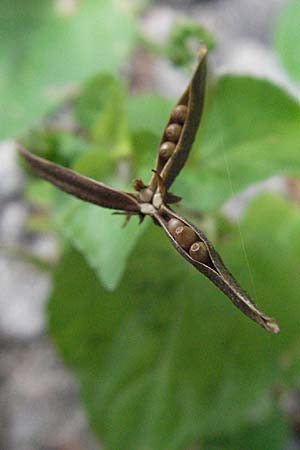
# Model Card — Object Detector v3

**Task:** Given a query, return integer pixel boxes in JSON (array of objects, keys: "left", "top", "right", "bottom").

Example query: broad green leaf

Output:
[
  {"left": 55, "top": 199, "right": 147, "bottom": 291},
  {"left": 49, "top": 193, "right": 300, "bottom": 450},
  {"left": 74, "top": 73, "right": 123, "bottom": 130},
  {"left": 0, "top": 0, "right": 137, "bottom": 139},
  {"left": 91, "top": 87, "right": 132, "bottom": 158},
  {"left": 24, "top": 179, "right": 56, "bottom": 209},
  {"left": 274, "top": 0, "right": 300, "bottom": 81},
  {"left": 131, "top": 131, "right": 161, "bottom": 181},
  {"left": 174, "top": 76, "right": 300, "bottom": 211},
  {"left": 72, "top": 148, "right": 116, "bottom": 181},
  {"left": 127, "top": 95, "right": 173, "bottom": 135},
  {"left": 202, "top": 410, "right": 289, "bottom": 450},
  {"left": 75, "top": 72, "right": 132, "bottom": 158}
]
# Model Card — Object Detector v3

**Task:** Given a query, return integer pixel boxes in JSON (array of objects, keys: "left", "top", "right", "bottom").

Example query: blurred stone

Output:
[
  {"left": 0, "top": 141, "right": 24, "bottom": 201},
  {"left": 25, "top": 233, "right": 59, "bottom": 264},
  {"left": 216, "top": 40, "right": 300, "bottom": 97},
  {"left": 222, "top": 176, "right": 287, "bottom": 221},
  {"left": 0, "top": 202, "right": 28, "bottom": 244},
  {"left": 0, "top": 254, "right": 51, "bottom": 340},
  {"left": 1, "top": 339, "right": 100, "bottom": 450},
  {"left": 192, "top": 0, "right": 287, "bottom": 44}
]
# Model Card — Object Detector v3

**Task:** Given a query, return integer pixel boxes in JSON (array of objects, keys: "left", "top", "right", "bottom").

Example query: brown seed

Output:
[
  {"left": 171, "top": 105, "right": 188, "bottom": 124},
  {"left": 189, "top": 241, "right": 209, "bottom": 263},
  {"left": 167, "top": 218, "right": 184, "bottom": 235},
  {"left": 159, "top": 141, "right": 176, "bottom": 159},
  {"left": 173, "top": 225, "right": 197, "bottom": 250},
  {"left": 165, "top": 123, "right": 182, "bottom": 143}
]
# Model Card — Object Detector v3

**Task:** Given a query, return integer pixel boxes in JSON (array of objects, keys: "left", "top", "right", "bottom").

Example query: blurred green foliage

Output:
[
  {"left": 13, "top": 1, "right": 300, "bottom": 449},
  {"left": 0, "top": 0, "right": 137, "bottom": 139},
  {"left": 164, "top": 20, "right": 216, "bottom": 67},
  {"left": 274, "top": 0, "right": 300, "bottom": 82},
  {"left": 49, "top": 194, "right": 300, "bottom": 450}
]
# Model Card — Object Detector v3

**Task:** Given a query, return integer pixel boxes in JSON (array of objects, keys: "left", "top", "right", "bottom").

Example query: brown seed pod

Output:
[
  {"left": 173, "top": 225, "right": 197, "bottom": 250},
  {"left": 167, "top": 218, "right": 184, "bottom": 235},
  {"left": 171, "top": 105, "right": 188, "bottom": 124},
  {"left": 189, "top": 241, "right": 209, "bottom": 263},
  {"left": 159, "top": 141, "right": 176, "bottom": 159},
  {"left": 165, "top": 124, "right": 182, "bottom": 143}
]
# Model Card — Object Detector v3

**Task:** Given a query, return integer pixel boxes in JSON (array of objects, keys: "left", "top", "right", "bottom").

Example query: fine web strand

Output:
[{"left": 215, "top": 104, "right": 259, "bottom": 303}]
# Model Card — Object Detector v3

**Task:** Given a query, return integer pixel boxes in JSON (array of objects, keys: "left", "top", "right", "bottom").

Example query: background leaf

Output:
[
  {"left": 174, "top": 76, "right": 300, "bottom": 211},
  {"left": 49, "top": 193, "right": 300, "bottom": 450},
  {"left": 274, "top": 0, "right": 300, "bottom": 81},
  {"left": 0, "top": 0, "right": 137, "bottom": 139},
  {"left": 202, "top": 411, "right": 289, "bottom": 450},
  {"left": 55, "top": 198, "right": 147, "bottom": 291}
]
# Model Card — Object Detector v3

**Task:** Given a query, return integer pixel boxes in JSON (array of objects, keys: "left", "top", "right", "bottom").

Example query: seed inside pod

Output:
[
  {"left": 171, "top": 105, "right": 188, "bottom": 124},
  {"left": 173, "top": 225, "right": 197, "bottom": 250},
  {"left": 189, "top": 241, "right": 209, "bottom": 263},
  {"left": 167, "top": 218, "right": 184, "bottom": 235},
  {"left": 138, "top": 187, "right": 153, "bottom": 203},
  {"left": 159, "top": 141, "right": 176, "bottom": 159},
  {"left": 165, "top": 124, "right": 182, "bottom": 143}
]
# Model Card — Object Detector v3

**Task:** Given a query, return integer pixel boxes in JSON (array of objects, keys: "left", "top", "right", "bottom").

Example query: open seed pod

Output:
[
  {"left": 149, "top": 44, "right": 207, "bottom": 193},
  {"left": 155, "top": 206, "right": 280, "bottom": 334},
  {"left": 18, "top": 43, "right": 280, "bottom": 334}
]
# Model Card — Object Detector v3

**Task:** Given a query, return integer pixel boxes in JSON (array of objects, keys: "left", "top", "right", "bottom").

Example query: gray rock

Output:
[
  {"left": 0, "top": 142, "right": 24, "bottom": 201},
  {"left": 215, "top": 40, "right": 300, "bottom": 98},
  {"left": 0, "top": 201, "right": 28, "bottom": 244},
  {"left": 222, "top": 176, "right": 287, "bottom": 221},
  {"left": 1, "top": 339, "right": 100, "bottom": 450},
  {"left": 0, "top": 254, "right": 51, "bottom": 340}
]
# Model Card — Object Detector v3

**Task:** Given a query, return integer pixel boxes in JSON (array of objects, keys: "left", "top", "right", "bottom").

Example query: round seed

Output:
[
  {"left": 173, "top": 225, "right": 197, "bottom": 250},
  {"left": 189, "top": 241, "right": 209, "bottom": 263},
  {"left": 167, "top": 218, "right": 184, "bottom": 235},
  {"left": 171, "top": 105, "right": 188, "bottom": 124},
  {"left": 138, "top": 187, "right": 153, "bottom": 203},
  {"left": 165, "top": 123, "right": 182, "bottom": 143},
  {"left": 159, "top": 141, "right": 176, "bottom": 159}
]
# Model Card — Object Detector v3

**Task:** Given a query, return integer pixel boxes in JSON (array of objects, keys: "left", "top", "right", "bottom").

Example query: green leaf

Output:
[
  {"left": 0, "top": 0, "right": 137, "bottom": 139},
  {"left": 75, "top": 72, "right": 132, "bottom": 158},
  {"left": 55, "top": 199, "right": 147, "bottom": 291},
  {"left": 274, "top": 0, "right": 300, "bottom": 81},
  {"left": 72, "top": 147, "right": 116, "bottom": 181},
  {"left": 202, "top": 411, "right": 289, "bottom": 450},
  {"left": 175, "top": 76, "right": 300, "bottom": 211},
  {"left": 49, "top": 193, "right": 300, "bottom": 450},
  {"left": 127, "top": 94, "right": 173, "bottom": 136},
  {"left": 74, "top": 73, "right": 123, "bottom": 130},
  {"left": 24, "top": 178, "right": 56, "bottom": 209},
  {"left": 131, "top": 131, "right": 160, "bottom": 181},
  {"left": 91, "top": 86, "right": 132, "bottom": 158}
]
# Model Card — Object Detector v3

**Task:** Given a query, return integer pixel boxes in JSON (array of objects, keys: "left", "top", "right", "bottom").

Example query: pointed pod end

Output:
[
  {"left": 264, "top": 318, "right": 280, "bottom": 334},
  {"left": 198, "top": 42, "right": 208, "bottom": 60}
]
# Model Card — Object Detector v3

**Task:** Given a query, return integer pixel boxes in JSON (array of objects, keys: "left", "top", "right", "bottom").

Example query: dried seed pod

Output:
[
  {"left": 171, "top": 105, "right": 188, "bottom": 124},
  {"left": 189, "top": 241, "right": 209, "bottom": 263},
  {"left": 165, "top": 124, "right": 182, "bottom": 143},
  {"left": 159, "top": 141, "right": 176, "bottom": 159},
  {"left": 173, "top": 225, "right": 197, "bottom": 250},
  {"left": 167, "top": 218, "right": 184, "bottom": 235},
  {"left": 155, "top": 208, "right": 280, "bottom": 334},
  {"left": 149, "top": 44, "right": 207, "bottom": 192},
  {"left": 18, "top": 146, "right": 140, "bottom": 212}
]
